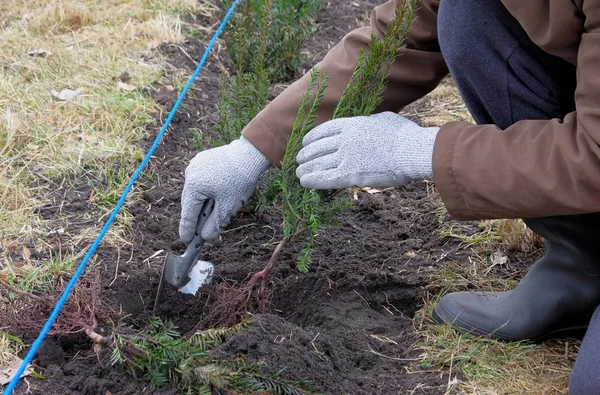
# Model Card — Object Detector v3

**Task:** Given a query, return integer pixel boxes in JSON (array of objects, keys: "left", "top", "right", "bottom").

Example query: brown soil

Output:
[{"left": 9, "top": 1, "right": 495, "bottom": 394}]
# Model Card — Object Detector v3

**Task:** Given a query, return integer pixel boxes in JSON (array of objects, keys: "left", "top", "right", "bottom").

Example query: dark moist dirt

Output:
[{"left": 11, "top": 1, "right": 533, "bottom": 394}]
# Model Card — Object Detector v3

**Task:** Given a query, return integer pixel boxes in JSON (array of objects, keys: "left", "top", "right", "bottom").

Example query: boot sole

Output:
[{"left": 431, "top": 301, "right": 589, "bottom": 343}]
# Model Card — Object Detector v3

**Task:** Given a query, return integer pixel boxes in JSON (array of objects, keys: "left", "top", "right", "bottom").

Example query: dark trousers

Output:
[{"left": 437, "top": 0, "right": 599, "bottom": 393}]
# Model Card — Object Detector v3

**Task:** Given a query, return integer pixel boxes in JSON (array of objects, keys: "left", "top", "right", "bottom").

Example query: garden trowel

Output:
[{"left": 153, "top": 198, "right": 215, "bottom": 310}]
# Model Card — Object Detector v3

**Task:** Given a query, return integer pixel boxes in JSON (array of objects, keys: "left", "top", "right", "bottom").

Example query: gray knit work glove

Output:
[
  {"left": 179, "top": 136, "right": 270, "bottom": 242},
  {"left": 296, "top": 112, "right": 439, "bottom": 189}
]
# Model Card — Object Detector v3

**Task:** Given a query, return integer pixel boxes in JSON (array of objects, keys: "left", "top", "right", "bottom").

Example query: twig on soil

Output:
[
  {"left": 109, "top": 248, "right": 121, "bottom": 287},
  {"left": 369, "top": 334, "right": 399, "bottom": 345},
  {"left": 0, "top": 279, "right": 50, "bottom": 304},
  {"left": 354, "top": 289, "right": 371, "bottom": 308},
  {"left": 23, "top": 377, "right": 31, "bottom": 394},
  {"left": 77, "top": 321, "right": 148, "bottom": 361},
  {"left": 144, "top": 249, "right": 165, "bottom": 268},
  {"left": 367, "top": 346, "right": 420, "bottom": 362},
  {"left": 171, "top": 44, "right": 196, "bottom": 64},
  {"left": 232, "top": 236, "right": 249, "bottom": 246},
  {"left": 221, "top": 223, "right": 258, "bottom": 234},
  {"left": 77, "top": 320, "right": 109, "bottom": 344}
]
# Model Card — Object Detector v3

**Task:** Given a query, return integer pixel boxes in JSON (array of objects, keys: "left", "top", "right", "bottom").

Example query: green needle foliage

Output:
[
  {"left": 222, "top": 0, "right": 323, "bottom": 82},
  {"left": 333, "top": 0, "right": 419, "bottom": 118},
  {"left": 213, "top": 0, "right": 326, "bottom": 213},
  {"left": 110, "top": 317, "right": 320, "bottom": 394},
  {"left": 212, "top": 0, "right": 270, "bottom": 146},
  {"left": 213, "top": 0, "right": 323, "bottom": 146},
  {"left": 280, "top": 0, "right": 420, "bottom": 272}
]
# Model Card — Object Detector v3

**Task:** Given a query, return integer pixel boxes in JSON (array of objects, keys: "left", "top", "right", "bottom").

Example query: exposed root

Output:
[
  {"left": 201, "top": 238, "right": 288, "bottom": 329},
  {"left": 0, "top": 269, "right": 114, "bottom": 336},
  {"left": 77, "top": 320, "right": 110, "bottom": 345},
  {"left": 77, "top": 321, "right": 149, "bottom": 361},
  {"left": 247, "top": 237, "right": 288, "bottom": 312}
]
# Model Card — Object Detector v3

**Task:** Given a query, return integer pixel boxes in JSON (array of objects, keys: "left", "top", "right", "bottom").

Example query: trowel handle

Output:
[{"left": 182, "top": 198, "right": 215, "bottom": 260}]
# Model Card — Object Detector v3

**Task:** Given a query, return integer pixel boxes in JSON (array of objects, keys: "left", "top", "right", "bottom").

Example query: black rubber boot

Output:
[{"left": 432, "top": 214, "right": 600, "bottom": 341}]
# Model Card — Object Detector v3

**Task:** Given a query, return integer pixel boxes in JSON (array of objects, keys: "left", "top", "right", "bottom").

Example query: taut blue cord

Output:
[{"left": 3, "top": 1, "right": 242, "bottom": 393}]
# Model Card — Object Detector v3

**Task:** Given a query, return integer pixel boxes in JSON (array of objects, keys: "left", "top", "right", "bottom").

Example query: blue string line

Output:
[{"left": 3, "top": 1, "right": 242, "bottom": 393}]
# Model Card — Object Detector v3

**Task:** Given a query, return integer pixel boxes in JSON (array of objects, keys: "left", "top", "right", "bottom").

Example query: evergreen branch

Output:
[{"left": 104, "top": 316, "right": 321, "bottom": 394}]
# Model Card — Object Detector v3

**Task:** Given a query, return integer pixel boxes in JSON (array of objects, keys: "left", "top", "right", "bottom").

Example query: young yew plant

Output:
[
  {"left": 213, "top": 0, "right": 324, "bottom": 146},
  {"left": 212, "top": 0, "right": 271, "bottom": 145},
  {"left": 204, "top": 0, "right": 422, "bottom": 323},
  {"left": 204, "top": 0, "right": 421, "bottom": 328},
  {"left": 210, "top": 0, "right": 325, "bottom": 215},
  {"left": 281, "top": 0, "right": 420, "bottom": 272}
]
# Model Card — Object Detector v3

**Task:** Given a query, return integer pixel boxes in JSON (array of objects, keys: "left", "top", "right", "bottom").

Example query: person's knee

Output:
[
  {"left": 569, "top": 306, "right": 600, "bottom": 395},
  {"left": 437, "top": 0, "right": 486, "bottom": 65},
  {"left": 570, "top": 357, "right": 600, "bottom": 395}
]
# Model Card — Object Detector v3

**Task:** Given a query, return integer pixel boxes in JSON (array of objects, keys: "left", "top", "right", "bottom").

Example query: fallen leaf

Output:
[
  {"left": 46, "top": 228, "right": 65, "bottom": 237},
  {"left": 27, "top": 48, "right": 52, "bottom": 57},
  {"left": 80, "top": 132, "right": 98, "bottom": 144},
  {"left": 0, "top": 358, "right": 34, "bottom": 385},
  {"left": 25, "top": 142, "right": 40, "bottom": 151},
  {"left": 353, "top": 187, "right": 383, "bottom": 195},
  {"left": 21, "top": 247, "right": 31, "bottom": 262},
  {"left": 5, "top": 240, "right": 19, "bottom": 253},
  {"left": 116, "top": 81, "right": 135, "bottom": 91},
  {"left": 51, "top": 88, "right": 82, "bottom": 101},
  {"left": 491, "top": 251, "right": 508, "bottom": 266}
]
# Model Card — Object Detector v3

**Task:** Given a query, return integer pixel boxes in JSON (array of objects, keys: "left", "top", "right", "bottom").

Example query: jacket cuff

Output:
[
  {"left": 241, "top": 115, "right": 287, "bottom": 168},
  {"left": 432, "top": 121, "right": 473, "bottom": 220}
]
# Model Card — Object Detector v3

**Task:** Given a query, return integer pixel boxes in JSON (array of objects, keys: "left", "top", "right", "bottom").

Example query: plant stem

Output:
[
  {"left": 246, "top": 228, "right": 305, "bottom": 312},
  {"left": 248, "top": 237, "right": 288, "bottom": 312},
  {"left": 0, "top": 279, "right": 51, "bottom": 304}
]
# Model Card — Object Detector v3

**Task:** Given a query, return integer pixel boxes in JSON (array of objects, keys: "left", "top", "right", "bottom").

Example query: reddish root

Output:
[
  {"left": 0, "top": 269, "right": 115, "bottom": 337},
  {"left": 200, "top": 238, "right": 288, "bottom": 329}
]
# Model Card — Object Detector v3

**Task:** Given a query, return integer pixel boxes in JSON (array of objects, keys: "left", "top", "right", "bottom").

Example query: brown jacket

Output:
[{"left": 242, "top": 0, "right": 600, "bottom": 221}]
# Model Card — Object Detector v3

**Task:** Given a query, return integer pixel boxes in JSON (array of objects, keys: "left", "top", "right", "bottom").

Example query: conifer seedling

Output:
[{"left": 206, "top": 0, "right": 421, "bottom": 326}]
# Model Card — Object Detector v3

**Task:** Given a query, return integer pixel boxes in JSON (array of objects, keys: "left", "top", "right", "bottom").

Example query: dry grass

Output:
[
  {"left": 413, "top": 309, "right": 576, "bottom": 394},
  {"left": 0, "top": 0, "right": 214, "bottom": 251},
  {"left": 0, "top": 331, "right": 23, "bottom": 369},
  {"left": 407, "top": 79, "right": 578, "bottom": 394},
  {"left": 0, "top": 0, "right": 217, "bottom": 328},
  {"left": 412, "top": 205, "right": 576, "bottom": 393},
  {"left": 402, "top": 77, "right": 475, "bottom": 126}
]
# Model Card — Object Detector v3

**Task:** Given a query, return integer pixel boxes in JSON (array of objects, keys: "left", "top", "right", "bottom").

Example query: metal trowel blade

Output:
[
  {"left": 153, "top": 198, "right": 214, "bottom": 311},
  {"left": 153, "top": 253, "right": 196, "bottom": 311},
  {"left": 163, "top": 252, "right": 196, "bottom": 288}
]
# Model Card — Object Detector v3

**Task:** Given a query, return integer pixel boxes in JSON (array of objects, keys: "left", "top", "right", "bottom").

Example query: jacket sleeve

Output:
[
  {"left": 242, "top": 0, "right": 448, "bottom": 167},
  {"left": 432, "top": 1, "right": 600, "bottom": 220}
]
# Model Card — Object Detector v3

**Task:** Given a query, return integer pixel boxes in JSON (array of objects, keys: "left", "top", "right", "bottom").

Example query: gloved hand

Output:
[
  {"left": 296, "top": 112, "right": 439, "bottom": 189},
  {"left": 179, "top": 136, "right": 270, "bottom": 242}
]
